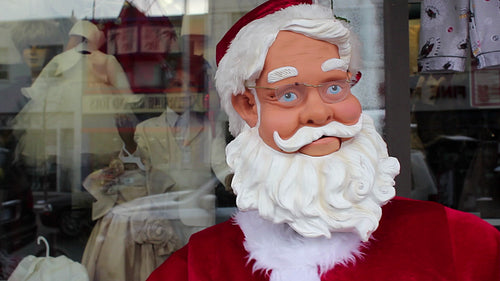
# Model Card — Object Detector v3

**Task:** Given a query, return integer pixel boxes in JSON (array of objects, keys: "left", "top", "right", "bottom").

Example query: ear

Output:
[
  {"left": 231, "top": 90, "right": 258, "bottom": 128},
  {"left": 347, "top": 71, "right": 352, "bottom": 80}
]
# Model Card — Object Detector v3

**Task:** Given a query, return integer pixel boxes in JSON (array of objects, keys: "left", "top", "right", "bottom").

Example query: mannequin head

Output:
[
  {"left": 12, "top": 20, "right": 65, "bottom": 78},
  {"left": 217, "top": 2, "right": 399, "bottom": 240},
  {"left": 165, "top": 54, "right": 209, "bottom": 114},
  {"left": 231, "top": 31, "right": 361, "bottom": 156},
  {"left": 22, "top": 45, "right": 50, "bottom": 72}
]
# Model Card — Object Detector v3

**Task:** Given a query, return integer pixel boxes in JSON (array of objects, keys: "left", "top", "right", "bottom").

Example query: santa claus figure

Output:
[{"left": 147, "top": 1, "right": 500, "bottom": 280}]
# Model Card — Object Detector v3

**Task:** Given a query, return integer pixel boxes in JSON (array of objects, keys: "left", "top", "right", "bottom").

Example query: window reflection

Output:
[
  {"left": 1, "top": 1, "right": 231, "bottom": 279},
  {"left": 10, "top": 20, "right": 66, "bottom": 81},
  {"left": 80, "top": 8, "right": 230, "bottom": 279},
  {"left": 409, "top": 1, "right": 500, "bottom": 224}
]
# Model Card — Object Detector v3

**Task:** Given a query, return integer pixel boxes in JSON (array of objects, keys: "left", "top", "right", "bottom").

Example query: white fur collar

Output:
[{"left": 235, "top": 211, "right": 365, "bottom": 281}]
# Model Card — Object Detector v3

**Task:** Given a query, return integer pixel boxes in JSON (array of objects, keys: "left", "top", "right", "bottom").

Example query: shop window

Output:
[
  {"left": 409, "top": 1, "right": 500, "bottom": 228},
  {"left": 0, "top": 0, "right": 386, "bottom": 279}
]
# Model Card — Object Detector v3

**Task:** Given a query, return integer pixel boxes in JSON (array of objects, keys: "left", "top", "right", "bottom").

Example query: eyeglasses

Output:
[{"left": 246, "top": 80, "right": 351, "bottom": 107}]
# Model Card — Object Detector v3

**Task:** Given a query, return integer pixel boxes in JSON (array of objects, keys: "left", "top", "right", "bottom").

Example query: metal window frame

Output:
[{"left": 383, "top": 0, "right": 411, "bottom": 197}]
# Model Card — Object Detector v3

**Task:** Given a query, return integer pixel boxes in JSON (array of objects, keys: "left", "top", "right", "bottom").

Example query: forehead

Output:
[{"left": 263, "top": 31, "right": 340, "bottom": 73}]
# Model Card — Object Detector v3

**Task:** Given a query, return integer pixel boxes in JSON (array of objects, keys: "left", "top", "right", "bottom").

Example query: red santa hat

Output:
[{"left": 216, "top": 0, "right": 313, "bottom": 66}]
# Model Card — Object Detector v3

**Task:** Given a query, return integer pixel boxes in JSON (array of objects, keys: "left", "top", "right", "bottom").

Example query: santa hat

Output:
[
  {"left": 216, "top": 0, "right": 313, "bottom": 66},
  {"left": 215, "top": 0, "right": 361, "bottom": 137}
]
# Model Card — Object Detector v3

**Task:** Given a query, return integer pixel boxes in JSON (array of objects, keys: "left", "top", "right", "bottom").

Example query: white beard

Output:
[{"left": 226, "top": 113, "right": 400, "bottom": 241}]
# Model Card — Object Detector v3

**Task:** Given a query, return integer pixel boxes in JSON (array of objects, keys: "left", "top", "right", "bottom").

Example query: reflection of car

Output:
[
  {"left": 0, "top": 142, "right": 37, "bottom": 278},
  {"left": 33, "top": 191, "right": 94, "bottom": 237},
  {"left": 0, "top": 186, "right": 37, "bottom": 252}
]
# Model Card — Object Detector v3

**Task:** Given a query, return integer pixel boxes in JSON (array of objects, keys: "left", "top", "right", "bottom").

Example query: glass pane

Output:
[
  {"left": 409, "top": 1, "right": 500, "bottom": 228},
  {"left": 0, "top": 0, "right": 385, "bottom": 280},
  {"left": 335, "top": 0, "right": 386, "bottom": 130},
  {"left": 0, "top": 2, "right": 233, "bottom": 280}
]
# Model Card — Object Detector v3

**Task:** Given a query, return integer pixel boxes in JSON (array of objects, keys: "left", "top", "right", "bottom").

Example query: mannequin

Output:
[
  {"left": 81, "top": 47, "right": 229, "bottom": 281},
  {"left": 12, "top": 20, "right": 139, "bottom": 192},
  {"left": 147, "top": 1, "right": 500, "bottom": 280}
]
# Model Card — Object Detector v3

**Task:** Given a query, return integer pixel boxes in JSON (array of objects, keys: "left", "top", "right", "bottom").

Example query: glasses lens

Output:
[
  {"left": 276, "top": 84, "right": 303, "bottom": 106},
  {"left": 320, "top": 81, "right": 349, "bottom": 103},
  {"left": 274, "top": 80, "right": 350, "bottom": 106}
]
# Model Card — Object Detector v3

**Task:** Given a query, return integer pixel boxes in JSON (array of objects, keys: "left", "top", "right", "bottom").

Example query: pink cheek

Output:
[
  {"left": 263, "top": 120, "right": 287, "bottom": 138},
  {"left": 258, "top": 125, "right": 281, "bottom": 150},
  {"left": 332, "top": 98, "right": 362, "bottom": 125},
  {"left": 259, "top": 112, "right": 298, "bottom": 144}
]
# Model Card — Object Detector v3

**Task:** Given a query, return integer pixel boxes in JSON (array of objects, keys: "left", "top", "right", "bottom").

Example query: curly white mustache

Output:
[{"left": 273, "top": 115, "right": 363, "bottom": 152}]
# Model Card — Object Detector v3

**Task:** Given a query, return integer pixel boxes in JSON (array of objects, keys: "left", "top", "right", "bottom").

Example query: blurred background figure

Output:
[
  {"left": 0, "top": 19, "right": 68, "bottom": 279},
  {"left": 10, "top": 20, "right": 66, "bottom": 82},
  {"left": 80, "top": 15, "right": 230, "bottom": 281},
  {"left": 9, "top": 20, "right": 140, "bottom": 254},
  {"left": 12, "top": 20, "right": 139, "bottom": 193}
]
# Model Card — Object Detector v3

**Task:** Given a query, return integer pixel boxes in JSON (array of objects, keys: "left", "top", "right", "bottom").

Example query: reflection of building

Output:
[
  {"left": 93, "top": 2, "right": 215, "bottom": 117},
  {"left": 0, "top": 27, "right": 22, "bottom": 65},
  {"left": 0, "top": 25, "right": 30, "bottom": 128},
  {"left": 96, "top": 2, "right": 180, "bottom": 98}
]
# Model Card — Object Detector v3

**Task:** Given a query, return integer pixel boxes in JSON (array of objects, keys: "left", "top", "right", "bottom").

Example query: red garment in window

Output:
[{"left": 147, "top": 197, "right": 500, "bottom": 281}]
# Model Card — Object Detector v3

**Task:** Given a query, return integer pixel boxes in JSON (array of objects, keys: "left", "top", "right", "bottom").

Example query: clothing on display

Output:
[
  {"left": 8, "top": 237, "right": 89, "bottom": 281},
  {"left": 418, "top": 0, "right": 500, "bottom": 72},
  {"left": 81, "top": 107, "right": 229, "bottom": 280},
  {"left": 81, "top": 168, "right": 183, "bottom": 281},
  {"left": 469, "top": 0, "right": 500, "bottom": 69},
  {"left": 133, "top": 108, "right": 229, "bottom": 244},
  {"left": 11, "top": 20, "right": 139, "bottom": 192},
  {"left": 12, "top": 45, "right": 137, "bottom": 161}
]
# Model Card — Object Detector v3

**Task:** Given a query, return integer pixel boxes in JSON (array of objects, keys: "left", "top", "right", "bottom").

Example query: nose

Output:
[
  {"left": 28, "top": 45, "right": 38, "bottom": 55},
  {"left": 299, "top": 88, "right": 334, "bottom": 126}
]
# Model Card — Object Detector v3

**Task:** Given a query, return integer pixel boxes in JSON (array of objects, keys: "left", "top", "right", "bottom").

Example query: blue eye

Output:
[
  {"left": 326, "top": 85, "right": 342, "bottom": 95},
  {"left": 279, "top": 92, "right": 298, "bottom": 103}
]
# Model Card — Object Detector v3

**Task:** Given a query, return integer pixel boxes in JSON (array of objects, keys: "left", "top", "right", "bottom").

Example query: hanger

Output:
[
  {"left": 37, "top": 236, "right": 50, "bottom": 257},
  {"left": 119, "top": 145, "right": 146, "bottom": 171}
]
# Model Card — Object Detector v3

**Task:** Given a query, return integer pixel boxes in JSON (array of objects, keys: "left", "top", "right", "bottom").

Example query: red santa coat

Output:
[{"left": 147, "top": 197, "right": 500, "bottom": 281}]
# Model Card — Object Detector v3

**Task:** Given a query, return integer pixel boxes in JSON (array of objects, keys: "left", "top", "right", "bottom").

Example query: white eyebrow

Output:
[
  {"left": 267, "top": 66, "right": 298, "bottom": 83},
  {"left": 321, "top": 58, "right": 348, "bottom": 72}
]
